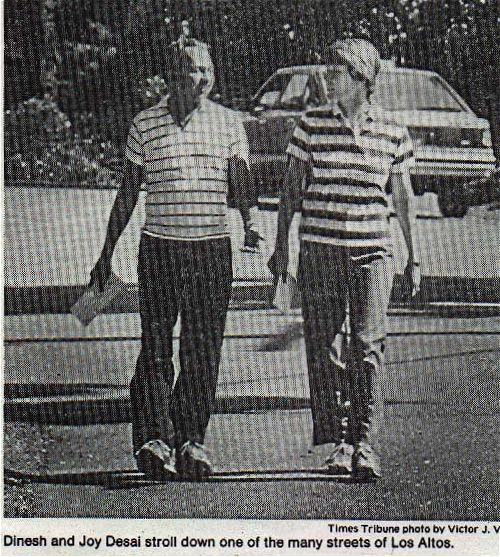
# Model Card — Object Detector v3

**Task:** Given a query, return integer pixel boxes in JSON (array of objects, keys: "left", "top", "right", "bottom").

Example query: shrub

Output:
[{"left": 5, "top": 96, "right": 122, "bottom": 187}]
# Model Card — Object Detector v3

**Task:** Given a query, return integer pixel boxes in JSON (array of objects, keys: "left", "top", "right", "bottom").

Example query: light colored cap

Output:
[{"left": 328, "top": 39, "right": 381, "bottom": 84}]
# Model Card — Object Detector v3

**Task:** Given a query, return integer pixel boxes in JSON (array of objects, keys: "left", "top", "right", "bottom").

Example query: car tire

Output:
[{"left": 437, "top": 190, "right": 468, "bottom": 218}]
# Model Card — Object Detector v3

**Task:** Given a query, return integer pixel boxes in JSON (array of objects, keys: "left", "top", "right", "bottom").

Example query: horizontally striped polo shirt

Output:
[
  {"left": 125, "top": 96, "right": 249, "bottom": 240},
  {"left": 287, "top": 101, "right": 415, "bottom": 250}
]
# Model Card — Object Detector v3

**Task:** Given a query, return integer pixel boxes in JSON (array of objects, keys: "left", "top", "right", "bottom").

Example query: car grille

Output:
[{"left": 409, "top": 127, "right": 484, "bottom": 147}]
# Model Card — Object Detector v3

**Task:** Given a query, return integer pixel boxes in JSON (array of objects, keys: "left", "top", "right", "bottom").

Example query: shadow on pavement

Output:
[
  {"left": 5, "top": 275, "right": 500, "bottom": 315},
  {"left": 4, "top": 467, "right": 358, "bottom": 488}
]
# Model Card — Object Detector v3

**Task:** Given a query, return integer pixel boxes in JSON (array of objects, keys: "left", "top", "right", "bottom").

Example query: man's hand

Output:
[
  {"left": 268, "top": 246, "right": 289, "bottom": 284},
  {"left": 402, "top": 261, "right": 421, "bottom": 298},
  {"left": 244, "top": 226, "right": 264, "bottom": 251},
  {"left": 89, "top": 255, "right": 112, "bottom": 292}
]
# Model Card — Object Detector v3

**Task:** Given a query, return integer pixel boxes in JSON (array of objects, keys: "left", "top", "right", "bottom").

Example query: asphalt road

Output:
[
  {"left": 3, "top": 407, "right": 499, "bottom": 521},
  {"left": 3, "top": 188, "right": 499, "bottom": 520},
  {"left": 4, "top": 323, "right": 499, "bottom": 520}
]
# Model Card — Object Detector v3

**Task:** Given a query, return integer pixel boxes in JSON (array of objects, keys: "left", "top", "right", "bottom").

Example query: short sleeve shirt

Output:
[
  {"left": 286, "top": 102, "right": 415, "bottom": 250},
  {"left": 125, "top": 97, "right": 249, "bottom": 240}
]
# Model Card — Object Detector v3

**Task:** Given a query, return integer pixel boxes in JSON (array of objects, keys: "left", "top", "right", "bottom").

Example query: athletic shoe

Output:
[
  {"left": 352, "top": 441, "right": 381, "bottom": 481},
  {"left": 322, "top": 441, "right": 354, "bottom": 475},
  {"left": 136, "top": 439, "right": 177, "bottom": 481},
  {"left": 176, "top": 441, "right": 213, "bottom": 479}
]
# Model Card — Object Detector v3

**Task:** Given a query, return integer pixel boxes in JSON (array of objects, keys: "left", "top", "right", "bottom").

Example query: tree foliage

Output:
[{"left": 4, "top": 0, "right": 499, "bottom": 184}]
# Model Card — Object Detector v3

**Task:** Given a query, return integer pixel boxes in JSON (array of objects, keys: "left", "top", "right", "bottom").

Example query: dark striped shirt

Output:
[
  {"left": 125, "top": 97, "right": 249, "bottom": 240},
  {"left": 287, "top": 102, "right": 414, "bottom": 249}
]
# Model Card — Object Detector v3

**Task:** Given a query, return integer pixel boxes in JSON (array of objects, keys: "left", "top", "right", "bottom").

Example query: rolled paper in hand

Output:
[
  {"left": 272, "top": 273, "right": 301, "bottom": 314},
  {"left": 71, "top": 272, "right": 129, "bottom": 326}
]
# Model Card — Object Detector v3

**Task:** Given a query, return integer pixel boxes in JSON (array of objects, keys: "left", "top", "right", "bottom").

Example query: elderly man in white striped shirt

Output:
[
  {"left": 90, "top": 41, "right": 252, "bottom": 480},
  {"left": 269, "top": 39, "right": 421, "bottom": 480}
]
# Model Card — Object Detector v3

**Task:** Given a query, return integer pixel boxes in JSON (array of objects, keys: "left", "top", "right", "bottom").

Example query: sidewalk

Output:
[{"left": 5, "top": 189, "right": 500, "bottom": 314}]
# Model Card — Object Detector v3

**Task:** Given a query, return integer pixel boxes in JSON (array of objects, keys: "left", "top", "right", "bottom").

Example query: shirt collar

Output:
[
  {"left": 360, "top": 100, "right": 374, "bottom": 122},
  {"left": 362, "top": 100, "right": 377, "bottom": 123},
  {"left": 159, "top": 94, "right": 207, "bottom": 127},
  {"left": 330, "top": 102, "right": 343, "bottom": 119},
  {"left": 158, "top": 94, "right": 170, "bottom": 108},
  {"left": 330, "top": 100, "right": 375, "bottom": 125}
]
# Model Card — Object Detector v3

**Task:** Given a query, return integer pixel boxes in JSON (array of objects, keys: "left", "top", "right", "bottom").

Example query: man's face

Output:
[
  {"left": 185, "top": 48, "right": 215, "bottom": 98},
  {"left": 170, "top": 66, "right": 204, "bottom": 109},
  {"left": 323, "top": 64, "right": 365, "bottom": 104},
  {"left": 170, "top": 50, "right": 215, "bottom": 105}
]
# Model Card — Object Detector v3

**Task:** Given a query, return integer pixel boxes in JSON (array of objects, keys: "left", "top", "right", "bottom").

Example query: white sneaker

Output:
[{"left": 136, "top": 439, "right": 177, "bottom": 480}]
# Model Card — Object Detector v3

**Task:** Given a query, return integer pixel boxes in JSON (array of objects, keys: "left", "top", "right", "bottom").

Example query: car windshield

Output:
[{"left": 373, "top": 73, "right": 464, "bottom": 112}]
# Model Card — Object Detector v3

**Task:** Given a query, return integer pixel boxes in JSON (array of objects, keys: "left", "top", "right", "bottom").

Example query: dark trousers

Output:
[
  {"left": 130, "top": 234, "right": 233, "bottom": 453},
  {"left": 298, "top": 241, "right": 394, "bottom": 447}
]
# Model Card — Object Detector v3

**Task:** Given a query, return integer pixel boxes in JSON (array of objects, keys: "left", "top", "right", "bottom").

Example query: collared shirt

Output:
[
  {"left": 125, "top": 97, "right": 250, "bottom": 241},
  {"left": 287, "top": 101, "right": 414, "bottom": 250}
]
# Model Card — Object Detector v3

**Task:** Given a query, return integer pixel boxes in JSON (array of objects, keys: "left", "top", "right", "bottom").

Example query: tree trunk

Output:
[{"left": 40, "top": 0, "right": 61, "bottom": 100}]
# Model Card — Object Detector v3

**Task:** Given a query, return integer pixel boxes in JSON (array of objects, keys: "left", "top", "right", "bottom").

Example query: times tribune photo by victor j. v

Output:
[{"left": 2, "top": 0, "right": 499, "bottom": 555}]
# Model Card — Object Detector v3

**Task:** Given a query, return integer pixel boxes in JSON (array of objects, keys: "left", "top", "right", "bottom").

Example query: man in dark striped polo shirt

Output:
[
  {"left": 269, "top": 39, "right": 421, "bottom": 480},
  {"left": 90, "top": 41, "right": 251, "bottom": 480}
]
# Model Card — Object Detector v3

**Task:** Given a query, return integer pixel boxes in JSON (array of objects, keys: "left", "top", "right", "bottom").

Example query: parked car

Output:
[{"left": 240, "top": 62, "right": 497, "bottom": 217}]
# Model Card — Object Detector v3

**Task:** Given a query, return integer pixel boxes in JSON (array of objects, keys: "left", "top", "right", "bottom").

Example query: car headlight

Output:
[{"left": 482, "top": 129, "right": 492, "bottom": 148}]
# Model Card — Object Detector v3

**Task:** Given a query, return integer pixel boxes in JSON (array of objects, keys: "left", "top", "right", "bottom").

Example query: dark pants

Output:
[
  {"left": 130, "top": 234, "right": 233, "bottom": 453},
  {"left": 298, "top": 241, "right": 394, "bottom": 447}
]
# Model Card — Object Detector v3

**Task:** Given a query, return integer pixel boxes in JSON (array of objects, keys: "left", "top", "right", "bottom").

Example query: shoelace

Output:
[
  {"left": 179, "top": 441, "right": 205, "bottom": 453},
  {"left": 356, "top": 442, "right": 375, "bottom": 457},
  {"left": 326, "top": 442, "right": 354, "bottom": 462},
  {"left": 136, "top": 439, "right": 174, "bottom": 459}
]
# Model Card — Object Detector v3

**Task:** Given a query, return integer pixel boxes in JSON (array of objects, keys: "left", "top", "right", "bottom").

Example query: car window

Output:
[
  {"left": 256, "top": 75, "right": 291, "bottom": 108},
  {"left": 256, "top": 73, "right": 322, "bottom": 110},
  {"left": 280, "top": 73, "right": 310, "bottom": 109},
  {"left": 374, "top": 72, "right": 464, "bottom": 112}
]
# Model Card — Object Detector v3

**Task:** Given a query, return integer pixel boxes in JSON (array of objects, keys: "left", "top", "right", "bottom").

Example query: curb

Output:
[
  {"left": 5, "top": 278, "right": 500, "bottom": 316},
  {"left": 5, "top": 387, "right": 491, "bottom": 425}
]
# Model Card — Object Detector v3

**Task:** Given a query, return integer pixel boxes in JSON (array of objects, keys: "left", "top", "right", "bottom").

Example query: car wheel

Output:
[{"left": 437, "top": 190, "right": 468, "bottom": 218}]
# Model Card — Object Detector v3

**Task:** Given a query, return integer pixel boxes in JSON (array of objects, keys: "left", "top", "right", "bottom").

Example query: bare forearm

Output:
[
  {"left": 101, "top": 192, "right": 137, "bottom": 257},
  {"left": 275, "top": 158, "right": 306, "bottom": 250},
  {"left": 229, "top": 157, "right": 254, "bottom": 228},
  {"left": 397, "top": 204, "right": 419, "bottom": 261},
  {"left": 100, "top": 162, "right": 142, "bottom": 259},
  {"left": 276, "top": 192, "right": 295, "bottom": 250},
  {"left": 238, "top": 202, "right": 252, "bottom": 228},
  {"left": 392, "top": 174, "right": 420, "bottom": 263}
]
